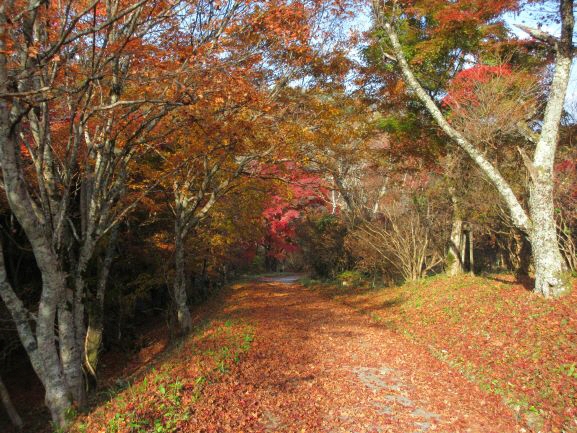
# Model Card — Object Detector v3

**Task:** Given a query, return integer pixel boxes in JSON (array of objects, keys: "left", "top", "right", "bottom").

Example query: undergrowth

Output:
[{"left": 71, "top": 319, "right": 254, "bottom": 433}]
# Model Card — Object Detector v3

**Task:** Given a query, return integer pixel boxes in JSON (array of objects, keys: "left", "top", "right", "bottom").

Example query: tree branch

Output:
[{"left": 514, "top": 24, "right": 559, "bottom": 48}]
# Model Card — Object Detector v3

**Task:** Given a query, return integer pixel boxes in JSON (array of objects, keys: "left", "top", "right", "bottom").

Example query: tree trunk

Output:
[
  {"left": 529, "top": 177, "right": 568, "bottom": 296},
  {"left": 173, "top": 221, "right": 192, "bottom": 334},
  {"left": 1, "top": 47, "right": 73, "bottom": 428},
  {"left": 445, "top": 168, "right": 465, "bottom": 277},
  {"left": 447, "top": 216, "right": 465, "bottom": 276},
  {"left": 31, "top": 273, "right": 72, "bottom": 429},
  {"left": 58, "top": 300, "right": 86, "bottom": 408},
  {"left": 43, "top": 374, "right": 72, "bottom": 429},
  {"left": 0, "top": 374, "right": 23, "bottom": 430},
  {"left": 511, "top": 229, "right": 531, "bottom": 278},
  {"left": 525, "top": 46, "right": 573, "bottom": 296},
  {"left": 60, "top": 242, "right": 87, "bottom": 408},
  {"left": 0, "top": 240, "right": 71, "bottom": 428},
  {"left": 84, "top": 226, "right": 118, "bottom": 387},
  {"left": 467, "top": 228, "right": 474, "bottom": 275}
]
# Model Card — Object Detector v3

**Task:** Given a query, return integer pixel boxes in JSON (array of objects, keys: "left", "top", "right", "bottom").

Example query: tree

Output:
[
  {"left": 348, "top": 199, "right": 444, "bottom": 281},
  {"left": 372, "top": 0, "right": 575, "bottom": 297},
  {"left": 260, "top": 163, "right": 329, "bottom": 272},
  {"left": 161, "top": 0, "right": 353, "bottom": 331},
  {"left": 0, "top": 0, "right": 187, "bottom": 424}
]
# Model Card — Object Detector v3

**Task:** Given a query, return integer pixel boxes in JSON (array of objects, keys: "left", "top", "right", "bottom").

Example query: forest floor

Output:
[
  {"left": 71, "top": 274, "right": 526, "bottom": 433},
  {"left": 305, "top": 274, "right": 577, "bottom": 433},
  {"left": 13, "top": 274, "right": 575, "bottom": 432}
]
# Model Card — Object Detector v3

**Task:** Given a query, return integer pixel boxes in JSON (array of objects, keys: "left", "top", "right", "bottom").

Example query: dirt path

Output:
[{"left": 184, "top": 278, "right": 521, "bottom": 433}]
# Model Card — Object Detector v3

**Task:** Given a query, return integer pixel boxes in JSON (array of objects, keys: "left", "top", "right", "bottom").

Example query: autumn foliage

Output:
[{"left": 0, "top": 0, "right": 576, "bottom": 431}]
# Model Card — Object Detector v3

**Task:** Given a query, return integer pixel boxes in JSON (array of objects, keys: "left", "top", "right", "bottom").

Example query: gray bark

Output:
[
  {"left": 529, "top": 174, "right": 568, "bottom": 295},
  {"left": 58, "top": 299, "right": 86, "bottom": 407},
  {"left": 447, "top": 190, "right": 465, "bottom": 276},
  {"left": 0, "top": 239, "right": 70, "bottom": 428},
  {"left": 447, "top": 217, "right": 465, "bottom": 276},
  {"left": 527, "top": 46, "right": 573, "bottom": 295},
  {"left": 467, "top": 228, "right": 474, "bottom": 275},
  {"left": 85, "top": 225, "right": 119, "bottom": 384}
]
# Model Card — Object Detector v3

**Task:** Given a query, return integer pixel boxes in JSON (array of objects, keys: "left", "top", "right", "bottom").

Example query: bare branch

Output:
[{"left": 515, "top": 24, "right": 559, "bottom": 47}]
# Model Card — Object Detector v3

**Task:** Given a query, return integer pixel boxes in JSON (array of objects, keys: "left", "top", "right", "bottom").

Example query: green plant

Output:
[
  {"left": 336, "top": 270, "right": 364, "bottom": 287},
  {"left": 106, "top": 413, "right": 126, "bottom": 433}
]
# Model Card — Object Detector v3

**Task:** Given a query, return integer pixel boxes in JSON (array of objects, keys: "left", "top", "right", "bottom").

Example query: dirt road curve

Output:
[{"left": 185, "top": 277, "right": 521, "bottom": 433}]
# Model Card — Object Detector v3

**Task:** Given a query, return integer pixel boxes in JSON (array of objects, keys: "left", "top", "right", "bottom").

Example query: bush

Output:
[
  {"left": 336, "top": 271, "right": 364, "bottom": 287},
  {"left": 296, "top": 213, "right": 351, "bottom": 279}
]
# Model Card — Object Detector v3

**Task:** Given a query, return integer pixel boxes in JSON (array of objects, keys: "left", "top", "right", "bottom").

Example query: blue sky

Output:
[{"left": 505, "top": 7, "right": 577, "bottom": 112}]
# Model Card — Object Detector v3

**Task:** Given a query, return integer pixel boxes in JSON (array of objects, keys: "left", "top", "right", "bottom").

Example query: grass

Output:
[{"left": 306, "top": 273, "right": 577, "bottom": 432}]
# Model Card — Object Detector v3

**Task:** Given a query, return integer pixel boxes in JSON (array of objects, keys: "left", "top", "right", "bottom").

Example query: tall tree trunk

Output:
[
  {"left": 529, "top": 175, "right": 568, "bottom": 296},
  {"left": 31, "top": 268, "right": 72, "bottom": 428},
  {"left": 525, "top": 40, "right": 573, "bottom": 295},
  {"left": 0, "top": 130, "right": 72, "bottom": 426},
  {"left": 60, "top": 242, "right": 87, "bottom": 407},
  {"left": 0, "top": 374, "right": 23, "bottom": 430},
  {"left": 84, "top": 226, "right": 118, "bottom": 386},
  {"left": 0, "top": 239, "right": 71, "bottom": 428},
  {"left": 467, "top": 227, "right": 475, "bottom": 275},
  {"left": 447, "top": 204, "right": 465, "bottom": 276},
  {"left": 57, "top": 299, "right": 86, "bottom": 408},
  {"left": 173, "top": 221, "right": 192, "bottom": 334},
  {"left": 1, "top": 20, "right": 73, "bottom": 425}
]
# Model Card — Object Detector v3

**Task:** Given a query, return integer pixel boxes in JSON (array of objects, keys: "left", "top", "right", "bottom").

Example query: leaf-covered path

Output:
[{"left": 185, "top": 277, "right": 521, "bottom": 433}]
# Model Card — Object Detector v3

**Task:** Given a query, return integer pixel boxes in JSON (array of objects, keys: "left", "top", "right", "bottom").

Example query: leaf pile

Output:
[
  {"left": 312, "top": 274, "right": 577, "bottom": 432},
  {"left": 70, "top": 277, "right": 525, "bottom": 432},
  {"left": 174, "top": 279, "right": 519, "bottom": 432},
  {"left": 71, "top": 318, "right": 254, "bottom": 433}
]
